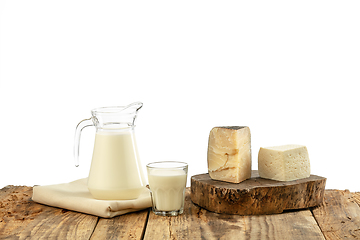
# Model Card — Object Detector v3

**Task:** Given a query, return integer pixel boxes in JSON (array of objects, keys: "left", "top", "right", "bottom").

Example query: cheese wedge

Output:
[
  {"left": 258, "top": 144, "right": 310, "bottom": 181},
  {"left": 207, "top": 126, "right": 251, "bottom": 183}
]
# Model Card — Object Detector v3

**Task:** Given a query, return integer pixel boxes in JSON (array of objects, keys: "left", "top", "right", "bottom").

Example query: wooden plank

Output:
[
  {"left": 0, "top": 185, "right": 98, "bottom": 240},
  {"left": 311, "top": 190, "right": 360, "bottom": 239},
  {"left": 191, "top": 171, "right": 326, "bottom": 215},
  {"left": 144, "top": 188, "right": 326, "bottom": 240},
  {"left": 243, "top": 210, "right": 325, "bottom": 240},
  {"left": 90, "top": 209, "right": 149, "bottom": 239}
]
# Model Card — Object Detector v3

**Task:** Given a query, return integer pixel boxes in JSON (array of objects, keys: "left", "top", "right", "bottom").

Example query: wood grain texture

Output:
[
  {"left": 191, "top": 170, "right": 326, "bottom": 215},
  {"left": 144, "top": 188, "right": 325, "bottom": 240},
  {"left": 2, "top": 185, "right": 360, "bottom": 240},
  {"left": 90, "top": 209, "right": 149, "bottom": 239},
  {"left": 350, "top": 192, "right": 360, "bottom": 206},
  {"left": 243, "top": 210, "right": 325, "bottom": 240},
  {"left": 311, "top": 190, "right": 360, "bottom": 239},
  {"left": 0, "top": 185, "right": 98, "bottom": 240}
]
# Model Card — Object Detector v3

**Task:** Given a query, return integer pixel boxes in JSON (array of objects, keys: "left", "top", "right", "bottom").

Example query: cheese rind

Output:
[
  {"left": 258, "top": 144, "right": 310, "bottom": 181},
  {"left": 207, "top": 126, "right": 251, "bottom": 183}
]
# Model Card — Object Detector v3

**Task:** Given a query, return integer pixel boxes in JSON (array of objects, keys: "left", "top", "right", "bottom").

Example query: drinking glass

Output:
[{"left": 146, "top": 161, "right": 188, "bottom": 216}]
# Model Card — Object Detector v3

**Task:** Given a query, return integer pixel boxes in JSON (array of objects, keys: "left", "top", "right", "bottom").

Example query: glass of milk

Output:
[{"left": 146, "top": 161, "right": 188, "bottom": 216}]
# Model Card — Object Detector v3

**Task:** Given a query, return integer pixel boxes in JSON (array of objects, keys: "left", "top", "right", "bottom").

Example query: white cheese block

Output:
[
  {"left": 207, "top": 126, "right": 251, "bottom": 183},
  {"left": 258, "top": 144, "right": 310, "bottom": 181}
]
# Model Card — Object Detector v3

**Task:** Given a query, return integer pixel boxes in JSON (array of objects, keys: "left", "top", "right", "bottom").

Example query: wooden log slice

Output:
[{"left": 190, "top": 170, "right": 326, "bottom": 215}]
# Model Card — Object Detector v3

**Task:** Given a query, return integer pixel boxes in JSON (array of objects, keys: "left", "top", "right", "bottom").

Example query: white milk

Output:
[
  {"left": 148, "top": 169, "right": 187, "bottom": 211},
  {"left": 87, "top": 131, "right": 146, "bottom": 200}
]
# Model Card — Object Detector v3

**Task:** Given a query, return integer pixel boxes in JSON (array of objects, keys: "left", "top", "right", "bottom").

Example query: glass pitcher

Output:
[{"left": 74, "top": 102, "right": 146, "bottom": 200}]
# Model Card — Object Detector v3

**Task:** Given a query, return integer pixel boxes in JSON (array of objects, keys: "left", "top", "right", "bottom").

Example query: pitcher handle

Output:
[{"left": 74, "top": 118, "right": 94, "bottom": 167}]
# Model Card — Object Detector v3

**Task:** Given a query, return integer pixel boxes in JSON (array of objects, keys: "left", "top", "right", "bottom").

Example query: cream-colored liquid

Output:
[
  {"left": 88, "top": 131, "right": 146, "bottom": 200},
  {"left": 148, "top": 169, "right": 187, "bottom": 211}
]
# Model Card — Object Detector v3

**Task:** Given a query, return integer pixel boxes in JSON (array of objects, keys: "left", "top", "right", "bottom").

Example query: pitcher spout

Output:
[
  {"left": 124, "top": 101, "right": 143, "bottom": 113},
  {"left": 125, "top": 101, "right": 143, "bottom": 126}
]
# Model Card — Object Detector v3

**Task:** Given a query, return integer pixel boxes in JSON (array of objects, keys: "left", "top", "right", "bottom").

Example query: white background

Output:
[{"left": 0, "top": 1, "right": 359, "bottom": 191}]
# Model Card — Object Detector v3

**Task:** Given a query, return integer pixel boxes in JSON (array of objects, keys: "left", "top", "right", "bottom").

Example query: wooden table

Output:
[{"left": 1, "top": 185, "right": 360, "bottom": 239}]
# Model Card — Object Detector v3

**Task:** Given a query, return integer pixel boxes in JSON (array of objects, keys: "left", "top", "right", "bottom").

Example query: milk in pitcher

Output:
[{"left": 87, "top": 130, "right": 146, "bottom": 200}]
